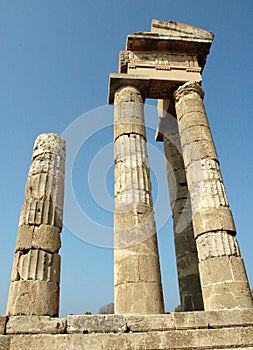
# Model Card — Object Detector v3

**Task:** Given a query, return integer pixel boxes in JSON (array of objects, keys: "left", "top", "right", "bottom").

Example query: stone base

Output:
[
  {"left": 6, "top": 280, "right": 59, "bottom": 317},
  {"left": 0, "top": 309, "right": 253, "bottom": 349}
]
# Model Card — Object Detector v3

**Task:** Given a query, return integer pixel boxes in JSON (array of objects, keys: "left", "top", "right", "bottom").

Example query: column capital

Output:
[
  {"left": 114, "top": 85, "right": 143, "bottom": 105},
  {"left": 108, "top": 74, "right": 149, "bottom": 105},
  {"left": 173, "top": 81, "right": 204, "bottom": 102}
]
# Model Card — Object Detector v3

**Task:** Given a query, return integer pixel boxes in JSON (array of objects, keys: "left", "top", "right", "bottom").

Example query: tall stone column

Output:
[
  {"left": 173, "top": 82, "right": 253, "bottom": 310},
  {"left": 158, "top": 100, "right": 203, "bottom": 311},
  {"left": 6, "top": 133, "right": 66, "bottom": 316},
  {"left": 114, "top": 85, "right": 164, "bottom": 314}
]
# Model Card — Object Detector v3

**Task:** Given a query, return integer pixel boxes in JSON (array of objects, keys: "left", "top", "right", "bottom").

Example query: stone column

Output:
[
  {"left": 6, "top": 133, "right": 66, "bottom": 316},
  {"left": 114, "top": 85, "right": 164, "bottom": 314},
  {"left": 158, "top": 100, "right": 203, "bottom": 311},
  {"left": 173, "top": 82, "right": 253, "bottom": 310}
]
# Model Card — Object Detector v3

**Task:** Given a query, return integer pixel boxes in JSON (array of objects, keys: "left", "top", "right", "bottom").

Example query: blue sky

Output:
[{"left": 0, "top": 0, "right": 252, "bottom": 316}]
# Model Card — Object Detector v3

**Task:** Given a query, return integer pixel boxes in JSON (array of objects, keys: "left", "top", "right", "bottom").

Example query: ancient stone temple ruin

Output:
[{"left": 1, "top": 20, "right": 253, "bottom": 349}]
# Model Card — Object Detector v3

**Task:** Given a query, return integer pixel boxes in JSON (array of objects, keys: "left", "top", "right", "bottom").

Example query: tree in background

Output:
[{"left": 99, "top": 303, "right": 114, "bottom": 314}]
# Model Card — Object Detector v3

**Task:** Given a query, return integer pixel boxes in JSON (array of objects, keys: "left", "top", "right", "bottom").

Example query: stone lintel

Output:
[
  {"left": 108, "top": 73, "right": 201, "bottom": 104},
  {"left": 126, "top": 29, "right": 213, "bottom": 70}
]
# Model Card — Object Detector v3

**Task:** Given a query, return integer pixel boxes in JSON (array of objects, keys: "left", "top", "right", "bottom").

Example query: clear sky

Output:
[{"left": 0, "top": 0, "right": 252, "bottom": 316}]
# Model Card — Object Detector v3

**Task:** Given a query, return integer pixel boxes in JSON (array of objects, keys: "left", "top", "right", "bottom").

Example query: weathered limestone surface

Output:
[
  {"left": 158, "top": 101, "right": 203, "bottom": 311},
  {"left": 7, "top": 280, "right": 59, "bottom": 316},
  {"left": 6, "top": 316, "right": 66, "bottom": 334},
  {"left": 0, "top": 317, "right": 6, "bottom": 335},
  {"left": 174, "top": 82, "right": 253, "bottom": 310},
  {"left": 6, "top": 133, "right": 66, "bottom": 316},
  {"left": 114, "top": 85, "right": 164, "bottom": 314},
  {"left": 1, "top": 310, "right": 253, "bottom": 349},
  {"left": 15, "top": 224, "right": 61, "bottom": 253},
  {"left": 67, "top": 315, "right": 127, "bottom": 334},
  {"left": 150, "top": 19, "right": 214, "bottom": 41}
]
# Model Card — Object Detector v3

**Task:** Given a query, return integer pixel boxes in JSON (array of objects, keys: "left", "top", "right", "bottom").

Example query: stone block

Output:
[
  {"left": 115, "top": 253, "right": 160, "bottom": 284},
  {"left": 29, "top": 154, "right": 65, "bottom": 179},
  {"left": 169, "top": 188, "right": 189, "bottom": 210},
  {"left": 11, "top": 249, "right": 60, "bottom": 283},
  {"left": 126, "top": 314, "right": 174, "bottom": 332},
  {"left": 114, "top": 123, "right": 146, "bottom": 140},
  {"left": 16, "top": 224, "right": 61, "bottom": 253},
  {"left": 114, "top": 204, "right": 153, "bottom": 228},
  {"left": 6, "top": 316, "right": 66, "bottom": 334},
  {"left": 196, "top": 231, "right": 240, "bottom": 261},
  {"left": 67, "top": 315, "right": 127, "bottom": 334},
  {"left": 175, "top": 99, "right": 206, "bottom": 120},
  {"left": 240, "top": 308, "right": 253, "bottom": 324},
  {"left": 114, "top": 85, "right": 143, "bottom": 103},
  {"left": 187, "top": 158, "right": 221, "bottom": 184},
  {"left": 114, "top": 215, "right": 157, "bottom": 248},
  {"left": 6, "top": 280, "right": 59, "bottom": 316},
  {"left": 115, "top": 281, "right": 164, "bottom": 314},
  {"left": 177, "top": 111, "right": 210, "bottom": 132},
  {"left": 173, "top": 311, "right": 197, "bottom": 329},
  {"left": 182, "top": 140, "right": 218, "bottom": 168},
  {"left": 201, "top": 280, "right": 253, "bottom": 310},
  {"left": 193, "top": 309, "right": 252, "bottom": 328},
  {"left": 199, "top": 256, "right": 250, "bottom": 288},
  {"left": 114, "top": 103, "right": 144, "bottom": 125},
  {"left": 179, "top": 284, "right": 204, "bottom": 311},
  {"left": 164, "top": 141, "right": 182, "bottom": 158},
  {"left": 180, "top": 125, "right": 213, "bottom": 148},
  {"left": 32, "top": 133, "right": 66, "bottom": 160},
  {"left": 193, "top": 208, "right": 236, "bottom": 237},
  {"left": 115, "top": 189, "right": 152, "bottom": 207},
  {"left": 114, "top": 164, "right": 151, "bottom": 198},
  {"left": 25, "top": 172, "right": 64, "bottom": 206},
  {"left": 19, "top": 200, "right": 63, "bottom": 229},
  {"left": 199, "top": 256, "right": 233, "bottom": 286},
  {"left": 0, "top": 335, "right": 11, "bottom": 350},
  {"left": 174, "top": 230, "right": 197, "bottom": 256},
  {"left": 176, "top": 251, "right": 199, "bottom": 278},
  {"left": 190, "top": 180, "right": 229, "bottom": 211},
  {"left": 114, "top": 134, "right": 147, "bottom": 164},
  {"left": 114, "top": 209, "right": 135, "bottom": 228},
  {"left": 0, "top": 317, "right": 7, "bottom": 335},
  {"left": 114, "top": 254, "right": 139, "bottom": 283}
]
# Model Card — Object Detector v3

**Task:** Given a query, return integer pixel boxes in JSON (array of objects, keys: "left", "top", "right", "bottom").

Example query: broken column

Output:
[
  {"left": 6, "top": 133, "right": 66, "bottom": 316},
  {"left": 157, "top": 99, "right": 203, "bottom": 311},
  {"left": 114, "top": 85, "right": 164, "bottom": 314},
  {"left": 174, "top": 81, "right": 253, "bottom": 310}
]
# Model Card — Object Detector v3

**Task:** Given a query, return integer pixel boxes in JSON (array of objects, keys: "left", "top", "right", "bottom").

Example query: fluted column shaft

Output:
[
  {"left": 159, "top": 103, "right": 203, "bottom": 311},
  {"left": 174, "top": 82, "right": 253, "bottom": 310},
  {"left": 6, "top": 133, "right": 66, "bottom": 316},
  {"left": 114, "top": 85, "right": 164, "bottom": 314}
]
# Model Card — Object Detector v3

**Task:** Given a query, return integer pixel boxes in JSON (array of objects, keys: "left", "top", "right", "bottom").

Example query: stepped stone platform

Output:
[{"left": 0, "top": 309, "right": 253, "bottom": 349}]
